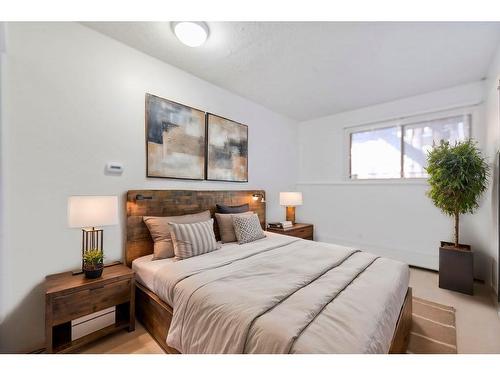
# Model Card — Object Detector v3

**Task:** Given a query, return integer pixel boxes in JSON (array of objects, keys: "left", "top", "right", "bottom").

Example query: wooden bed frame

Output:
[{"left": 126, "top": 189, "right": 412, "bottom": 354}]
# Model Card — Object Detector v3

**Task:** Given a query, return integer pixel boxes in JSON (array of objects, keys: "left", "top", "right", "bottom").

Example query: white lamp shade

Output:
[
  {"left": 280, "top": 192, "right": 303, "bottom": 206},
  {"left": 68, "top": 196, "right": 118, "bottom": 228}
]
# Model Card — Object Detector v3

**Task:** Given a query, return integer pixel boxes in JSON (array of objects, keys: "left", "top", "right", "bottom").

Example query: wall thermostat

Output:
[{"left": 106, "top": 162, "right": 124, "bottom": 175}]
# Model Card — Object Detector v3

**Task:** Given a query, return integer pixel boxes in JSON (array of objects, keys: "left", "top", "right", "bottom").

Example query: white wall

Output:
[
  {"left": 483, "top": 43, "right": 500, "bottom": 294},
  {"left": 0, "top": 23, "right": 5, "bottom": 345},
  {"left": 297, "top": 82, "right": 497, "bottom": 285},
  {"left": 0, "top": 22, "right": 298, "bottom": 353}
]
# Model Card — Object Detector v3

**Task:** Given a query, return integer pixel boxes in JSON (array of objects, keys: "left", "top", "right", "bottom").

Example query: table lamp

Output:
[
  {"left": 279, "top": 192, "right": 303, "bottom": 224},
  {"left": 68, "top": 196, "right": 118, "bottom": 275}
]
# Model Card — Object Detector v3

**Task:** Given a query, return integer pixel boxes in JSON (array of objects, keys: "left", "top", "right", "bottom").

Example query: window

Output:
[
  {"left": 349, "top": 113, "right": 471, "bottom": 180},
  {"left": 350, "top": 126, "right": 401, "bottom": 179}
]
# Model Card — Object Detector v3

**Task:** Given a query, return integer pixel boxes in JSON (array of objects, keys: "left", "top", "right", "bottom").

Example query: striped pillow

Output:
[{"left": 169, "top": 219, "right": 220, "bottom": 259}]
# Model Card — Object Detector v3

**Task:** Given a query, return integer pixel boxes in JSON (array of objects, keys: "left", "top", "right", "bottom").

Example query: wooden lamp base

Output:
[{"left": 285, "top": 206, "right": 296, "bottom": 224}]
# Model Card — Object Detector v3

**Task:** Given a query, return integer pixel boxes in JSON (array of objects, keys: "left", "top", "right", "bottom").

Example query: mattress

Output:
[
  {"left": 134, "top": 232, "right": 409, "bottom": 354},
  {"left": 132, "top": 254, "right": 177, "bottom": 290}
]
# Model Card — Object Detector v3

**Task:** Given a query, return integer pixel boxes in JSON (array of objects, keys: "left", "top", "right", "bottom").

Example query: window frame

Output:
[{"left": 344, "top": 107, "right": 476, "bottom": 182}]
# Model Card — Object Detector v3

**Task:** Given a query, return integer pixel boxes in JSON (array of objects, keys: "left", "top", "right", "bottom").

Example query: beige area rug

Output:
[{"left": 408, "top": 296, "right": 457, "bottom": 354}]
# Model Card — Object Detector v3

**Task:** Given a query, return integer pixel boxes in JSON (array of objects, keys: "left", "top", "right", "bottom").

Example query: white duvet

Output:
[{"left": 149, "top": 233, "right": 409, "bottom": 354}]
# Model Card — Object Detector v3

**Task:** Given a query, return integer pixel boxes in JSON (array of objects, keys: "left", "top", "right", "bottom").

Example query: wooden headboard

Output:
[{"left": 126, "top": 190, "right": 266, "bottom": 266}]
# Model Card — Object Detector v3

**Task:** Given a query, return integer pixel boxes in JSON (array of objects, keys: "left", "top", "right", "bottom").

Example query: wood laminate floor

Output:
[{"left": 77, "top": 267, "right": 500, "bottom": 354}]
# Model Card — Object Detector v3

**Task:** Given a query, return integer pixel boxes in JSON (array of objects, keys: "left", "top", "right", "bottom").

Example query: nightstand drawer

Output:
[
  {"left": 52, "top": 289, "right": 93, "bottom": 325},
  {"left": 51, "top": 279, "right": 131, "bottom": 325},
  {"left": 293, "top": 226, "right": 313, "bottom": 239},
  {"left": 92, "top": 279, "right": 131, "bottom": 312},
  {"left": 267, "top": 223, "right": 314, "bottom": 240}
]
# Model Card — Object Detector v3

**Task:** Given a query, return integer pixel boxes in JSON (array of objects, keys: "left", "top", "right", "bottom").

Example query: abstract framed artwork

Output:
[
  {"left": 206, "top": 113, "right": 248, "bottom": 182},
  {"left": 146, "top": 94, "right": 206, "bottom": 180}
]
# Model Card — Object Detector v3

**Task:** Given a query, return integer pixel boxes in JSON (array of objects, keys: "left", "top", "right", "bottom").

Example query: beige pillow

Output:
[
  {"left": 143, "top": 210, "right": 211, "bottom": 260},
  {"left": 215, "top": 211, "right": 254, "bottom": 243}
]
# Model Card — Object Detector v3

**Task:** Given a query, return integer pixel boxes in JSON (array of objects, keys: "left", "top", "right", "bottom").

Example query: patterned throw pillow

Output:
[
  {"left": 232, "top": 214, "right": 266, "bottom": 244},
  {"left": 169, "top": 219, "right": 220, "bottom": 260}
]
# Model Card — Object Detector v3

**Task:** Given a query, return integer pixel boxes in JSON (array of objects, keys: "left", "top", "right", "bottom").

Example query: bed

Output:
[{"left": 126, "top": 189, "right": 412, "bottom": 354}]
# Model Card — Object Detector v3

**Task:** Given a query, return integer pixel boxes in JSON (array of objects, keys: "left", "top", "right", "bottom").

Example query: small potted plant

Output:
[
  {"left": 82, "top": 249, "right": 104, "bottom": 279},
  {"left": 425, "top": 139, "right": 489, "bottom": 295}
]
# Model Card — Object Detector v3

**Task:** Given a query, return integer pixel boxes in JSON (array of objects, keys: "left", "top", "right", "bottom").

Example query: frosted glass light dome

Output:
[{"left": 173, "top": 22, "right": 209, "bottom": 47}]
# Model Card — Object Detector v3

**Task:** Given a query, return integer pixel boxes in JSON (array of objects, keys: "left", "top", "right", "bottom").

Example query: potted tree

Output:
[
  {"left": 425, "top": 139, "right": 489, "bottom": 295},
  {"left": 82, "top": 249, "right": 104, "bottom": 279}
]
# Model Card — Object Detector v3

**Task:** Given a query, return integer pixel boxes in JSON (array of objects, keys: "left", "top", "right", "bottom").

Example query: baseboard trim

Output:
[{"left": 409, "top": 265, "right": 485, "bottom": 284}]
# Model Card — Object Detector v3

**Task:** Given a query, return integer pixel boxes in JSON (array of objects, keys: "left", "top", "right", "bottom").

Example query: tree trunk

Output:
[{"left": 454, "top": 211, "right": 460, "bottom": 248}]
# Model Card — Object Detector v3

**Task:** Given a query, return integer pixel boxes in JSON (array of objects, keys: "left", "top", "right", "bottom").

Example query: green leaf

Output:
[
  {"left": 83, "top": 249, "right": 104, "bottom": 265},
  {"left": 425, "top": 139, "right": 490, "bottom": 244}
]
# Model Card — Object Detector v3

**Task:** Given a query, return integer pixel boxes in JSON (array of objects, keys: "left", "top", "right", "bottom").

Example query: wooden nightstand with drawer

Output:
[
  {"left": 266, "top": 223, "right": 314, "bottom": 240},
  {"left": 45, "top": 264, "right": 135, "bottom": 353}
]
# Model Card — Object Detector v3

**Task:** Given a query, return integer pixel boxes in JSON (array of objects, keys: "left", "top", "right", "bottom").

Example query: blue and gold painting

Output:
[
  {"left": 146, "top": 94, "right": 206, "bottom": 179},
  {"left": 207, "top": 114, "right": 248, "bottom": 182}
]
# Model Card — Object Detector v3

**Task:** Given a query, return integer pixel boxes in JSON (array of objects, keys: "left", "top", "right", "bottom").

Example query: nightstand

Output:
[
  {"left": 45, "top": 264, "right": 135, "bottom": 353},
  {"left": 266, "top": 223, "right": 314, "bottom": 240}
]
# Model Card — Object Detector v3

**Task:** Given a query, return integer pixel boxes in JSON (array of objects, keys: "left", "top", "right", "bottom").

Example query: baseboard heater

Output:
[{"left": 71, "top": 306, "right": 116, "bottom": 341}]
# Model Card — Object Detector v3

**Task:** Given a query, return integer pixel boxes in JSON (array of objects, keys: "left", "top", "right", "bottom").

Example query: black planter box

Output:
[
  {"left": 84, "top": 265, "right": 103, "bottom": 279},
  {"left": 439, "top": 241, "right": 473, "bottom": 295}
]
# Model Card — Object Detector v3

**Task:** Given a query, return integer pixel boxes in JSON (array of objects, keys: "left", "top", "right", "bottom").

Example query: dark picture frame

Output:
[
  {"left": 145, "top": 94, "right": 206, "bottom": 180},
  {"left": 206, "top": 113, "right": 249, "bottom": 182}
]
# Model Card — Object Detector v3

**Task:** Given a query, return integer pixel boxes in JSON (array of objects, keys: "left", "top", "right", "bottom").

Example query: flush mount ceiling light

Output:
[{"left": 172, "top": 22, "right": 209, "bottom": 47}]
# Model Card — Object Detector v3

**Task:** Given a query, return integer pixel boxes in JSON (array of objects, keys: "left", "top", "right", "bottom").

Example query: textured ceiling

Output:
[{"left": 84, "top": 22, "right": 500, "bottom": 121}]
